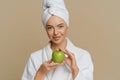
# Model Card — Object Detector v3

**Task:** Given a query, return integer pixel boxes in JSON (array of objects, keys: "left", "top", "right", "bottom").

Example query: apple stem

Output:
[{"left": 59, "top": 49, "right": 61, "bottom": 51}]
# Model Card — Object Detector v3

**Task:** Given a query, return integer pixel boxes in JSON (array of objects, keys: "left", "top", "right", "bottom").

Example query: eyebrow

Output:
[
  {"left": 46, "top": 23, "right": 64, "bottom": 27},
  {"left": 46, "top": 25, "right": 52, "bottom": 27},
  {"left": 57, "top": 23, "right": 64, "bottom": 26}
]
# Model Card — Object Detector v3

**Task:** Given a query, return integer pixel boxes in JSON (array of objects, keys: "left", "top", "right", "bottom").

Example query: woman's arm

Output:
[
  {"left": 64, "top": 49, "right": 79, "bottom": 80},
  {"left": 34, "top": 59, "right": 63, "bottom": 80}
]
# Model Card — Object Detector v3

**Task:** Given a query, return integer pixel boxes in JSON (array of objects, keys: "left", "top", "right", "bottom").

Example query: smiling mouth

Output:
[{"left": 53, "top": 36, "right": 60, "bottom": 41}]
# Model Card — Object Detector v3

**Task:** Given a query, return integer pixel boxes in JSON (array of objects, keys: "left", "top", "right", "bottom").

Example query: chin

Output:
[{"left": 52, "top": 40, "right": 61, "bottom": 45}]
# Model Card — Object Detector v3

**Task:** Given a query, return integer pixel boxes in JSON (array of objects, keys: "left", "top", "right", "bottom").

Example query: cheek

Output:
[
  {"left": 60, "top": 29, "right": 67, "bottom": 35},
  {"left": 46, "top": 31, "right": 53, "bottom": 38}
]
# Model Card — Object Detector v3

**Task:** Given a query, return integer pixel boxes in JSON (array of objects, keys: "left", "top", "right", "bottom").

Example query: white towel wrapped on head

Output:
[{"left": 42, "top": 0, "right": 69, "bottom": 27}]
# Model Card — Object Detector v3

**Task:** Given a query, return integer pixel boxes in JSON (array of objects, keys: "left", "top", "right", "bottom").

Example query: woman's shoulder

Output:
[
  {"left": 76, "top": 47, "right": 89, "bottom": 54},
  {"left": 75, "top": 47, "right": 94, "bottom": 70},
  {"left": 74, "top": 46, "right": 92, "bottom": 59},
  {"left": 27, "top": 49, "right": 43, "bottom": 67},
  {"left": 29, "top": 49, "right": 43, "bottom": 60}
]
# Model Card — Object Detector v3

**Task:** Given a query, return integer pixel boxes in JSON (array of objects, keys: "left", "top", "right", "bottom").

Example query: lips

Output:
[{"left": 53, "top": 36, "right": 61, "bottom": 41}]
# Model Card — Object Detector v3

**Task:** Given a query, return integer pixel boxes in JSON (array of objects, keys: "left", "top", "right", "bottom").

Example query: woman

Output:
[{"left": 22, "top": 0, "right": 93, "bottom": 80}]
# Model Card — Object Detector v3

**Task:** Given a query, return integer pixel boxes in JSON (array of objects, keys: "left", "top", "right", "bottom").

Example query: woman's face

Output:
[{"left": 45, "top": 16, "right": 68, "bottom": 45}]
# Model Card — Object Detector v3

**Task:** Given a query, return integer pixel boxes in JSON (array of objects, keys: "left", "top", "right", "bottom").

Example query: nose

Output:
[{"left": 54, "top": 28, "right": 58, "bottom": 35}]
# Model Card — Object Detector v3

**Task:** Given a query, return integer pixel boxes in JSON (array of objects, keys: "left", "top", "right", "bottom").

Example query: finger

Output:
[
  {"left": 47, "top": 59, "right": 52, "bottom": 63},
  {"left": 64, "top": 57, "right": 71, "bottom": 64},
  {"left": 56, "top": 49, "right": 59, "bottom": 50},
  {"left": 65, "top": 49, "right": 77, "bottom": 65},
  {"left": 65, "top": 49, "right": 74, "bottom": 58},
  {"left": 57, "top": 49, "right": 68, "bottom": 58},
  {"left": 49, "top": 62, "right": 62, "bottom": 67},
  {"left": 59, "top": 48, "right": 65, "bottom": 52}
]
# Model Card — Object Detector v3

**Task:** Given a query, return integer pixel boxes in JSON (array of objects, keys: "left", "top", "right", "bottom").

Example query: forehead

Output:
[{"left": 46, "top": 16, "right": 66, "bottom": 25}]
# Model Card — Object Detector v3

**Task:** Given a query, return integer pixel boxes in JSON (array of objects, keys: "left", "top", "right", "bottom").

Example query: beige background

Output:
[{"left": 0, "top": 0, "right": 120, "bottom": 80}]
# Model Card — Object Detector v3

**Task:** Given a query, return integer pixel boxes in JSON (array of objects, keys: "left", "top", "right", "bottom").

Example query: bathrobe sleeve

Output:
[
  {"left": 75, "top": 51, "right": 94, "bottom": 80},
  {"left": 21, "top": 55, "right": 36, "bottom": 80}
]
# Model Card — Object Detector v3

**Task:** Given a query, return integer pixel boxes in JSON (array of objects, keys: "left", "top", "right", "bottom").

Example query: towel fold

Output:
[{"left": 42, "top": 0, "right": 69, "bottom": 27}]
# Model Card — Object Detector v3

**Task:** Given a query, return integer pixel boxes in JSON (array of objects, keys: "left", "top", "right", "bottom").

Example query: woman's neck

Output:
[{"left": 51, "top": 39, "right": 67, "bottom": 51}]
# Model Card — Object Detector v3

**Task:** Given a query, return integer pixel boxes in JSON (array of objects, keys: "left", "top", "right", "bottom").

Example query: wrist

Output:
[
  {"left": 72, "top": 67, "right": 79, "bottom": 79},
  {"left": 34, "top": 65, "right": 47, "bottom": 80},
  {"left": 34, "top": 70, "right": 46, "bottom": 80}
]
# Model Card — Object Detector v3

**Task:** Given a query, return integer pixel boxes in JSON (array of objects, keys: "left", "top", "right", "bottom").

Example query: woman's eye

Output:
[
  {"left": 47, "top": 26, "right": 53, "bottom": 30},
  {"left": 58, "top": 26, "right": 64, "bottom": 28}
]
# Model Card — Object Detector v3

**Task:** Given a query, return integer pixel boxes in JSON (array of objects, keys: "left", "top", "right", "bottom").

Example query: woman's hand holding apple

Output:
[
  {"left": 64, "top": 49, "right": 79, "bottom": 79},
  {"left": 34, "top": 59, "right": 62, "bottom": 80},
  {"left": 34, "top": 49, "right": 79, "bottom": 80}
]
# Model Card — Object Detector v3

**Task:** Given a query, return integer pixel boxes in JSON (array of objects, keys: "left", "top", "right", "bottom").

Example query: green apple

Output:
[{"left": 52, "top": 50, "right": 65, "bottom": 63}]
